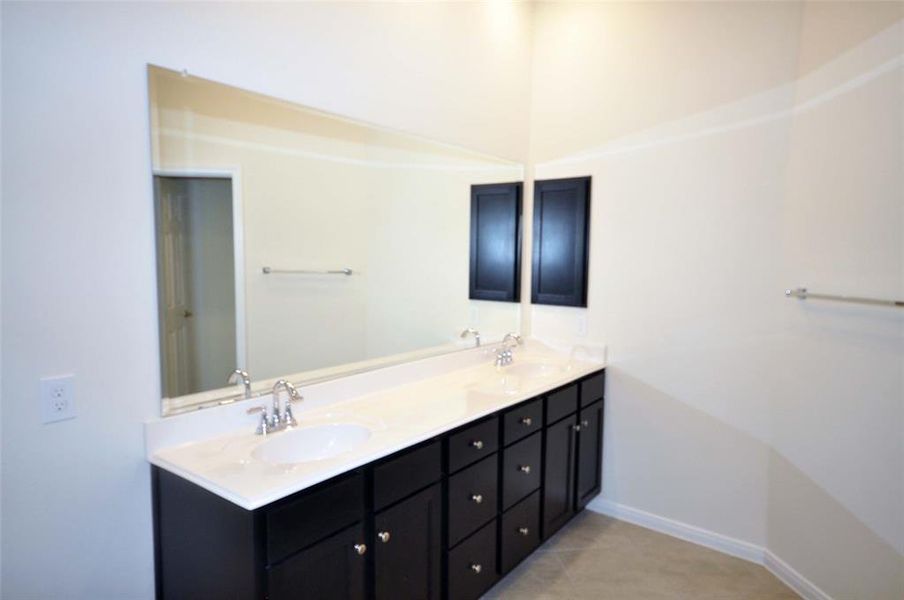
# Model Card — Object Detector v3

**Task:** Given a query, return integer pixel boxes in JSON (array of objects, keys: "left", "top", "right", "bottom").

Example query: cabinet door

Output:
[
  {"left": 268, "top": 522, "right": 367, "bottom": 600},
  {"left": 531, "top": 177, "right": 591, "bottom": 307},
  {"left": 542, "top": 414, "right": 577, "bottom": 538},
  {"left": 469, "top": 182, "right": 522, "bottom": 302},
  {"left": 375, "top": 484, "right": 442, "bottom": 600},
  {"left": 575, "top": 400, "right": 604, "bottom": 510}
]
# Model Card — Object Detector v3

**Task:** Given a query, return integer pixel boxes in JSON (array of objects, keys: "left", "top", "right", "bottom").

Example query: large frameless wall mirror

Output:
[{"left": 148, "top": 65, "right": 523, "bottom": 414}]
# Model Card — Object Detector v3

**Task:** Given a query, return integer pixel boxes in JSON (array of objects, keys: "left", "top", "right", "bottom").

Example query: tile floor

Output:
[{"left": 482, "top": 511, "right": 799, "bottom": 599}]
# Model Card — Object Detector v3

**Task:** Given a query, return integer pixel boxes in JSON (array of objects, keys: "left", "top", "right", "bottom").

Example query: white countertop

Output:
[{"left": 145, "top": 340, "right": 605, "bottom": 510}]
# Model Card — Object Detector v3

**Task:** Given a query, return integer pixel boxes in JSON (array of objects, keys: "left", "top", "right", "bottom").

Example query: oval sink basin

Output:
[
  {"left": 471, "top": 375, "right": 524, "bottom": 397},
  {"left": 503, "top": 362, "right": 565, "bottom": 380},
  {"left": 252, "top": 424, "right": 371, "bottom": 465}
]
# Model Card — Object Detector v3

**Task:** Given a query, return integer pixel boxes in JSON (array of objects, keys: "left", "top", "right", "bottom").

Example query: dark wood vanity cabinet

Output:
[
  {"left": 153, "top": 369, "right": 605, "bottom": 600},
  {"left": 374, "top": 483, "right": 442, "bottom": 600},
  {"left": 576, "top": 400, "right": 604, "bottom": 509},
  {"left": 542, "top": 412, "right": 578, "bottom": 537},
  {"left": 269, "top": 523, "right": 367, "bottom": 600}
]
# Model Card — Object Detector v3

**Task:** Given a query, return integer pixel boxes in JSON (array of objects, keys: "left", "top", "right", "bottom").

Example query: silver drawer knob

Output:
[
  {"left": 573, "top": 424, "right": 582, "bottom": 432},
  {"left": 471, "top": 440, "right": 484, "bottom": 450},
  {"left": 582, "top": 419, "right": 590, "bottom": 427},
  {"left": 518, "top": 527, "right": 530, "bottom": 536},
  {"left": 519, "top": 465, "right": 531, "bottom": 474},
  {"left": 470, "top": 563, "right": 482, "bottom": 574},
  {"left": 470, "top": 493, "right": 483, "bottom": 504},
  {"left": 520, "top": 416, "right": 532, "bottom": 426},
  {"left": 377, "top": 531, "right": 391, "bottom": 543},
  {"left": 353, "top": 543, "right": 367, "bottom": 556}
]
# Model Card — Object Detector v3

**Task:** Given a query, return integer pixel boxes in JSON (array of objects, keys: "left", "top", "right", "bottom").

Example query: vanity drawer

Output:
[
  {"left": 580, "top": 371, "right": 606, "bottom": 408},
  {"left": 546, "top": 384, "right": 579, "bottom": 425},
  {"left": 448, "top": 454, "right": 498, "bottom": 547},
  {"left": 447, "top": 519, "right": 498, "bottom": 600},
  {"left": 373, "top": 440, "right": 441, "bottom": 511},
  {"left": 503, "top": 398, "right": 543, "bottom": 446},
  {"left": 500, "top": 490, "right": 541, "bottom": 574},
  {"left": 501, "top": 431, "right": 542, "bottom": 510},
  {"left": 447, "top": 416, "right": 499, "bottom": 474},
  {"left": 266, "top": 470, "right": 365, "bottom": 565}
]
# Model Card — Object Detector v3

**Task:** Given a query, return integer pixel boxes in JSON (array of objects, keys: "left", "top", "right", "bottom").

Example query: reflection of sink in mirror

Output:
[
  {"left": 252, "top": 424, "right": 371, "bottom": 465},
  {"left": 501, "top": 362, "right": 565, "bottom": 380}
]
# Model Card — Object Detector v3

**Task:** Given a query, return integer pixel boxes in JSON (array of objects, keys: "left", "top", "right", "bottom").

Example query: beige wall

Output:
[{"left": 528, "top": 2, "right": 903, "bottom": 598}]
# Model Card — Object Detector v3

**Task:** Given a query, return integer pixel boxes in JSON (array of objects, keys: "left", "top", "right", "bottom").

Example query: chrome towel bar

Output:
[
  {"left": 785, "top": 287, "right": 903, "bottom": 308},
  {"left": 262, "top": 267, "right": 353, "bottom": 276}
]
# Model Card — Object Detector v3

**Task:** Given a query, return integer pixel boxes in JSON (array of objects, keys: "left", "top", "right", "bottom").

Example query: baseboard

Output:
[
  {"left": 763, "top": 550, "right": 833, "bottom": 600},
  {"left": 586, "top": 498, "right": 832, "bottom": 600}
]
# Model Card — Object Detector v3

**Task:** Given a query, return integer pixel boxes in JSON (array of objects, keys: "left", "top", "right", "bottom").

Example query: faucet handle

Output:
[{"left": 283, "top": 393, "right": 303, "bottom": 429}]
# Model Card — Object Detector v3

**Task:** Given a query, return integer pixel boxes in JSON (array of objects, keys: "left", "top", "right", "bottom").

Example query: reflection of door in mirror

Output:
[{"left": 154, "top": 176, "right": 237, "bottom": 397}]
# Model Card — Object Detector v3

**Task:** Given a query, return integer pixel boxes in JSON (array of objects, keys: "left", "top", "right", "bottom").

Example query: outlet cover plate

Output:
[{"left": 41, "top": 375, "right": 77, "bottom": 423}]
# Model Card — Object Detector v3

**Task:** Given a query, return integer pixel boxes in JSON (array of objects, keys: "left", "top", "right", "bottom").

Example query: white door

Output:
[{"left": 156, "top": 177, "right": 196, "bottom": 397}]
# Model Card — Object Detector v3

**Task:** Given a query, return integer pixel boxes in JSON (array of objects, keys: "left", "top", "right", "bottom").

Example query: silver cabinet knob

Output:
[
  {"left": 519, "top": 465, "right": 531, "bottom": 474},
  {"left": 518, "top": 527, "right": 530, "bottom": 536},
  {"left": 354, "top": 543, "right": 367, "bottom": 556},
  {"left": 574, "top": 424, "right": 582, "bottom": 432},
  {"left": 470, "top": 493, "right": 483, "bottom": 504},
  {"left": 471, "top": 440, "right": 484, "bottom": 450},
  {"left": 377, "top": 531, "right": 391, "bottom": 543},
  {"left": 470, "top": 563, "right": 482, "bottom": 574},
  {"left": 582, "top": 420, "right": 590, "bottom": 427},
  {"left": 520, "top": 416, "right": 532, "bottom": 426}
]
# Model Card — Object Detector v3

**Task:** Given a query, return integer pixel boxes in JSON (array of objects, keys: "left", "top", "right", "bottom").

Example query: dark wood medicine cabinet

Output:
[
  {"left": 531, "top": 177, "right": 591, "bottom": 307},
  {"left": 470, "top": 177, "right": 592, "bottom": 309},
  {"left": 469, "top": 182, "right": 522, "bottom": 302}
]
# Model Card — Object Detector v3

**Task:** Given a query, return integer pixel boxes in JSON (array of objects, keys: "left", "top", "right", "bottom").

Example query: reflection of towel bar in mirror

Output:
[
  {"left": 784, "top": 287, "right": 903, "bottom": 308},
  {"left": 262, "top": 267, "right": 353, "bottom": 276}
]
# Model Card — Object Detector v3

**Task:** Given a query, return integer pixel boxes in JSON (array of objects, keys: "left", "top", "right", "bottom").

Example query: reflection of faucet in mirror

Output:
[
  {"left": 227, "top": 369, "right": 252, "bottom": 399},
  {"left": 460, "top": 328, "right": 481, "bottom": 347},
  {"left": 495, "top": 332, "right": 523, "bottom": 367}
]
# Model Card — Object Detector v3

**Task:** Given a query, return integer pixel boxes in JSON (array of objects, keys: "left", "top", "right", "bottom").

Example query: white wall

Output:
[
  {"left": 528, "top": 2, "right": 903, "bottom": 598},
  {"left": 0, "top": 2, "right": 532, "bottom": 597}
]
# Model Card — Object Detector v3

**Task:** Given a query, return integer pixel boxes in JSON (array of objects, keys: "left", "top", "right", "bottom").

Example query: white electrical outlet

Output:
[
  {"left": 577, "top": 314, "right": 588, "bottom": 337},
  {"left": 41, "top": 375, "right": 77, "bottom": 423}
]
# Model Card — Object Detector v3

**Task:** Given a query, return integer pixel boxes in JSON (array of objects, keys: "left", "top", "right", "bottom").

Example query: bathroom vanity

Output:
[{"left": 149, "top": 348, "right": 605, "bottom": 600}]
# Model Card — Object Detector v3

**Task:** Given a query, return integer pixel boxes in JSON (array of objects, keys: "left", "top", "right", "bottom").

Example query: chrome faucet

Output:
[
  {"left": 460, "top": 328, "right": 481, "bottom": 347},
  {"left": 246, "top": 379, "right": 302, "bottom": 435},
  {"left": 270, "top": 380, "right": 301, "bottom": 430},
  {"left": 227, "top": 369, "right": 252, "bottom": 399},
  {"left": 495, "top": 332, "right": 523, "bottom": 367},
  {"left": 502, "top": 333, "right": 523, "bottom": 349}
]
